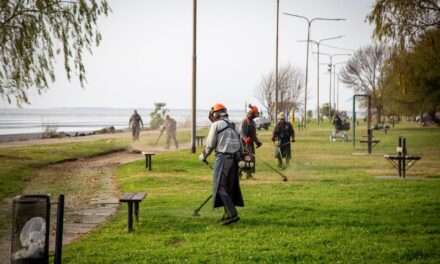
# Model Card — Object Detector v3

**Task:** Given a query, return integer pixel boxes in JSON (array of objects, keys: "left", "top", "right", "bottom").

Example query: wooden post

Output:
[
  {"left": 367, "top": 128, "right": 372, "bottom": 154},
  {"left": 402, "top": 138, "right": 407, "bottom": 178},
  {"left": 398, "top": 137, "right": 402, "bottom": 177},
  {"left": 128, "top": 202, "right": 133, "bottom": 232},
  {"left": 134, "top": 202, "right": 139, "bottom": 222},
  {"left": 54, "top": 194, "right": 64, "bottom": 264},
  {"left": 274, "top": 0, "right": 279, "bottom": 124},
  {"left": 191, "top": 0, "right": 197, "bottom": 154}
]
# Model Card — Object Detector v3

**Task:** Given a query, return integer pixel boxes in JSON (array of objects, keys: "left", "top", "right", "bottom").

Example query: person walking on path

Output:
[
  {"left": 239, "top": 105, "right": 262, "bottom": 179},
  {"left": 199, "top": 103, "right": 244, "bottom": 225},
  {"left": 272, "top": 112, "right": 295, "bottom": 169},
  {"left": 161, "top": 115, "right": 179, "bottom": 149},
  {"left": 129, "top": 110, "right": 143, "bottom": 141}
]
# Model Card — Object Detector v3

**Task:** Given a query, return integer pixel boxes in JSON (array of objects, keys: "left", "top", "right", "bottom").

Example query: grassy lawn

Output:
[
  {"left": 61, "top": 124, "right": 440, "bottom": 263},
  {"left": 0, "top": 138, "right": 128, "bottom": 201}
]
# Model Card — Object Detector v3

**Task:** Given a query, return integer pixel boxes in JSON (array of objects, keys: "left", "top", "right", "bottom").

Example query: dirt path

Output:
[{"left": 0, "top": 144, "right": 188, "bottom": 264}]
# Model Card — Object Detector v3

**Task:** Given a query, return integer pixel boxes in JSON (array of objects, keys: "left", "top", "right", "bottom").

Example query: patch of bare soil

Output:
[{"left": 0, "top": 144, "right": 188, "bottom": 264}]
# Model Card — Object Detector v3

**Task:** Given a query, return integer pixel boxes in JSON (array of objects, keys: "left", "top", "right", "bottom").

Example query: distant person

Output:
[
  {"left": 272, "top": 112, "right": 295, "bottom": 169},
  {"left": 161, "top": 115, "right": 178, "bottom": 149},
  {"left": 129, "top": 110, "right": 143, "bottom": 141},
  {"left": 239, "top": 105, "right": 262, "bottom": 179}
]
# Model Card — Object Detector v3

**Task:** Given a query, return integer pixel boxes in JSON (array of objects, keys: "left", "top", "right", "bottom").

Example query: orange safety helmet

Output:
[
  {"left": 209, "top": 103, "right": 227, "bottom": 122},
  {"left": 212, "top": 103, "right": 226, "bottom": 112},
  {"left": 248, "top": 104, "right": 259, "bottom": 118}
]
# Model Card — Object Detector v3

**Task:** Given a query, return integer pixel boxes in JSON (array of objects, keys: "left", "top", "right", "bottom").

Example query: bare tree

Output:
[
  {"left": 255, "top": 64, "right": 304, "bottom": 120},
  {"left": 340, "top": 44, "right": 390, "bottom": 124}
]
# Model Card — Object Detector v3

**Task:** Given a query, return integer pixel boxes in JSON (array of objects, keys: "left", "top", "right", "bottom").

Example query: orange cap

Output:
[
  {"left": 249, "top": 105, "right": 258, "bottom": 114},
  {"left": 212, "top": 103, "right": 226, "bottom": 112},
  {"left": 248, "top": 105, "right": 259, "bottom": 116}
]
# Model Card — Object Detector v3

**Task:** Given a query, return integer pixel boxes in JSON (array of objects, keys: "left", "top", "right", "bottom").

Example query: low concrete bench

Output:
[
  {"left": 142, "top": 152, "right": 155, "bottom": 171},
  {"left": 119, "top": 192, "right": 147, "bottom": 232},
  {"left": 195, "top": 135, "right": 205, "bottom": 147}
]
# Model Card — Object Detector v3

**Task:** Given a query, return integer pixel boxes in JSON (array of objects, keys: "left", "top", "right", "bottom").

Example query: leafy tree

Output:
[
  {"left": 149, "top": 102, "right": 168, "bottom": 129},
  {"left": 340, "top": 44, "right": 390, "bottom": 124},
  {"left": 0, "top": 0, "right": 110, "bottom": 105},
  {"left": 382, "top": 28, "right": 440, "bottom": 123},
  {"left": 368, "top": 0, "right": 440, "bottom": 46}
]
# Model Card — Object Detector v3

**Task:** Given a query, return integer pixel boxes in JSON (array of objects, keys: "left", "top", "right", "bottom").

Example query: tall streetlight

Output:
[
  {"left": 333, "top": 61, "right": 347, "bottom": 111},
  {"left": 298, "top": 35, "right": 344, "bottom": 126},
  {"left": 274, "top": 0, "right": 280, "bottom": 124},
  {"left": 314, "top": 52, "right": 350, "bottom": 119},
  {"left": 191, "top": 0, "right": 197, "bottom": 153},
  {"left": 283, "top": 12, "right": 345, "bottom": 128}
]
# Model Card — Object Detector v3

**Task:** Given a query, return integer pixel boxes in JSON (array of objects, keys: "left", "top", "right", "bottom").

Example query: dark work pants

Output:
[
  {"left": 217, "top": 156, "right": 238, "bottom": 218},
  {"left": 166, "top": 132, "right": 179, "bottom": 149},
  {"left": 218, "top": 186, "right": 237, "bottom": 218}
]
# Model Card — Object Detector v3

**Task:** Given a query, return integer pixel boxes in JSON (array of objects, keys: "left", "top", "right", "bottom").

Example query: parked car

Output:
[{"left": 254, "top": 116, "right": 271, "bottom": 130}]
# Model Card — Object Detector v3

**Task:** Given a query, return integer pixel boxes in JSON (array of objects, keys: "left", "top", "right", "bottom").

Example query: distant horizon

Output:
[
  {"left": 0, "top": 0, "right": 374, "bottom": 113},
  {"left": 0, "top": 106, "right": 245, "bottom": 112}
]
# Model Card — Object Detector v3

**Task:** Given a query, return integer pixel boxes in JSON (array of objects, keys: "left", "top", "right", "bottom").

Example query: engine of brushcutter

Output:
[{"left": 238, "top": 152, "right": 255, "bottom": 175}]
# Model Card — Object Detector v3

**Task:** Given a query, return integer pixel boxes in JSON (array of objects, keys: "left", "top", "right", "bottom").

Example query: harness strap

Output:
[{"left": 216, "top": 120, "right": 236, "bottom": 135}]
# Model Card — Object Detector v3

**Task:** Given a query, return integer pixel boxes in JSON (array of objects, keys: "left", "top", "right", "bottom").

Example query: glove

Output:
[
  {"left": 256, "top": 141, "right": 262, "bottom": 148},
  {"left": 198, "top": 153, "right": 206, "bottom": 162}
]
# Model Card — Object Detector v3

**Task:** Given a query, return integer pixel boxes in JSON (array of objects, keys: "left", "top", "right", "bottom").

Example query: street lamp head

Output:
[
  {"left": 311, "top": 17, "right": 347, "bottom": 22},
  {"left": 297, "top": 39, "right": 318, "bottom": 44},
  {"left": 319, "top": 35, "right": 344, "bottom": 43}
]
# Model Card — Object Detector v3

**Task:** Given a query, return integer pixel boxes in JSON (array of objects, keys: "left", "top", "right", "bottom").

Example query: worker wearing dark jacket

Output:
[
  {"left": 240, "top": 105, "right": 262, "bottom": 153},
  {"left": 199, "top": 103, "right": 244, "bottom": 225},
  {"left": 129, "top": 110, "right": 143, "bottom": 141},
  {"left": 272, "top": 112, "right": 295, "bottom": 168},
  {"left": 240, "top": 105, "right": 262, "bottom": 178}
]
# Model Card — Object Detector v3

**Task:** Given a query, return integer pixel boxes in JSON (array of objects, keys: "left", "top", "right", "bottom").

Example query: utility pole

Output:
[
  {"left": 328, "top": 59, "right": 332, "bottom": 118},
  {"left": 333, "top": 61, "right": 347, "bottom": 111},
  {"left": 333, "top": 64, "right": 336, "bottom": 110},
  {"left": 284, "top": 13, "right": 345, "bottom": 128},
  {"left": 314, "top": 52, "right": 351, "bottom": 121},
  {"left": 275, "top": 0, "right": 279, "bottom": 124},
  {"left": 191, "top": 0, "right": 197, "bottom": 153},
  {"left": 298, "top": 35, "right": 343, "bottom": 126}
]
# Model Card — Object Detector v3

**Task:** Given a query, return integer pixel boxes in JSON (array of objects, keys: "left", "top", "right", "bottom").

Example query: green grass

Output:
[
  {"left": 59, "top": 124, "right": 440, "bottom": 263},
  {"left": 0, "top": 138, "right": 128, "bottom": 201}
]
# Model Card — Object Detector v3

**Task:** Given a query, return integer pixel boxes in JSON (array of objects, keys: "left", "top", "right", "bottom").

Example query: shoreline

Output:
[
  {"left": 0, "top": 126, "right": 129, "bottom": 144},
  {"left": 0, "top": 124, "right": 201, "bottom": 145}
]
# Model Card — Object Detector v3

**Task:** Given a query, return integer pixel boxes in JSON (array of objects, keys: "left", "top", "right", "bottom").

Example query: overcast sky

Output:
[{"left": 1, "top": 0, "right": 376, "bottom": 113}]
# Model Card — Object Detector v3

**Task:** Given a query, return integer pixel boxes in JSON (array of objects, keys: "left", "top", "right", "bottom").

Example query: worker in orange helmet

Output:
[
  {"left": 239, "top": 104, "right": 263, "bottom": 179},
  {"left": 199, "top": 103, "right": 244, "bottom": 225}
]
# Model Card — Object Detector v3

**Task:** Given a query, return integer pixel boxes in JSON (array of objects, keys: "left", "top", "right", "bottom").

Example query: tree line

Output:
[
  {"left": 342, "top": 0, "right": 440, "bottom": 124},
  {"left": 256, "top": 0, "right": 439, "bottom": 125}
]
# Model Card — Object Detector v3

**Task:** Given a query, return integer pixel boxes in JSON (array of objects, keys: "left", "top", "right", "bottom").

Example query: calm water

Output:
[{"left": 0, "top": 108, "right": 245, "bottom": 135}]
